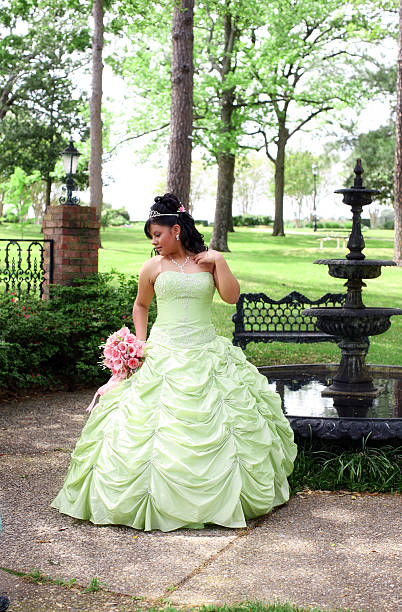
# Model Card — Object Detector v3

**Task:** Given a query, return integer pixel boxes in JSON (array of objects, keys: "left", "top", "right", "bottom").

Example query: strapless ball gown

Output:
[{"left": 52, "top": 271, "right": 297, "bottom": 531}]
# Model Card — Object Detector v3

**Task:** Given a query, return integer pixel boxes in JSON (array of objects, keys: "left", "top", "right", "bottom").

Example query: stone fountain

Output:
[{"left": 303, "top": 159, "right": 402, "bottom": 421}]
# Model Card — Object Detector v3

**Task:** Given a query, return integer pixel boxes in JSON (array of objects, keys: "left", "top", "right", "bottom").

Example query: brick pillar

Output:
[{"left": 42, "top": 206, "right": 100, "bottom": 297}]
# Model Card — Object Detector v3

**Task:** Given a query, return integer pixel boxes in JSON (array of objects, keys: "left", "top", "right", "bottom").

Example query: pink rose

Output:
[
  {"left": 118, "top": 326, "right": 130, "bottom": 338},
  {"left": 112, "top": 348, "right": 120, "bottom": 359},
  {"left": 136, "top": 345, "right": 145, "bottom": 358},
  {"left": 113, "top": 358, "right": 123, "bottom": 370},
  {"left": 128, "top": 357, "right": 139, "bottom": 369},
  {"left": 127, "top": 345, "right": 136, "bottom": 355},
  {"left": 126, "top": 333, "right": 136, "bottom": 344},
  {"left": 118, "top": 341, "right": 128, "bottom": 353}
]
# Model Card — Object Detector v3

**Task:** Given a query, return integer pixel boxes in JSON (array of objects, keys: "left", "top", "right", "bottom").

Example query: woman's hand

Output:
[
  {"left": 193, "top": 250, "right": 223, "bottom": 266},
  {"left": 194, "top": 250, "right": 240, "bottom": 304}
]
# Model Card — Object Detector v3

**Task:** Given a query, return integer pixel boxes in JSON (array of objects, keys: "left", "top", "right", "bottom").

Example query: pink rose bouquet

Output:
[{"left": 86, "top": 326, "right": 146, "bottom": 413}]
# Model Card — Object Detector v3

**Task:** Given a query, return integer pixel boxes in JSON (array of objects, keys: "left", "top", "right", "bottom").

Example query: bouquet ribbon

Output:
[{"left": 86, "top": 373, "right": 125, "bottom": 413}]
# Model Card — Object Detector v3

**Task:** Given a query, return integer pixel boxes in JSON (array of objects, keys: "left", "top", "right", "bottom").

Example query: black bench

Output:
[{"left": 232, "top": 290, "right": 346, "bottom": 350}]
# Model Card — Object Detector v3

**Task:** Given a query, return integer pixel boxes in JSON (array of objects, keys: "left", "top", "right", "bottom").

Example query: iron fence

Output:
[{"left": 0, "top": 239, "right": 53, "bottom": 298}]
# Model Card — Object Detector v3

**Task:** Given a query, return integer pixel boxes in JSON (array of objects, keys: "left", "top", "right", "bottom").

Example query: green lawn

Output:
[{"left": 1, "top": 222, "right": 401, "bottom": 367}]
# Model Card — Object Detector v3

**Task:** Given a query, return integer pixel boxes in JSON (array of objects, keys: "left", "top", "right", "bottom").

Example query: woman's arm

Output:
[
  {"left": 194, "top": 250, "right": 240, "bottom": 304},
  {"left": 132, "top": 261, "right": 156, "bottom": 340}
]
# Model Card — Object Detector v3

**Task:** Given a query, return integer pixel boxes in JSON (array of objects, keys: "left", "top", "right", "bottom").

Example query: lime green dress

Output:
[{"left": 52, "top": 271, "right": 297, "bottom": 531}]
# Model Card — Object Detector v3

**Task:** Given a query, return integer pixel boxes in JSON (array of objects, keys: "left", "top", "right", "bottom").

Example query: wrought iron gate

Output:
[{"left": 0, "top": 239, "right": 53, "bottom": 298}]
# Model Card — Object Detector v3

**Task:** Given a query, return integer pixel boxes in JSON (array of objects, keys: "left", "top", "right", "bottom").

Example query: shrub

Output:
[
  {"left": 0, "top": 272, "right": 156, "bottom": 393},
  {"left": 233, "top": 215, "right": 272, "bottom": 226}
]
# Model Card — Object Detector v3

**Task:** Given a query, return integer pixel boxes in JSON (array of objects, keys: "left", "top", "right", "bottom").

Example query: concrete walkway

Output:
[{"left": 0, "top": 390, "right": 401, "bottom": 612}]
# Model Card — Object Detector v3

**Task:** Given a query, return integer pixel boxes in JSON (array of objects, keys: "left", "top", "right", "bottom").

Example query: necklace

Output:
[{"left": 170, "top": 255, "right": 190, "bottom": 273}]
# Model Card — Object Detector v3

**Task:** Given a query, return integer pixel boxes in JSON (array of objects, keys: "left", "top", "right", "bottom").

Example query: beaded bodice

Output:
[{"left": 147, "top": 271, "right": 216, "bottom": 348}]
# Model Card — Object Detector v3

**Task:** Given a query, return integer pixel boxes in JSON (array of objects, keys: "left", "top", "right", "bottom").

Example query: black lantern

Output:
[{"left": 60, "top": 140, "right": 81, "bottom": 206}]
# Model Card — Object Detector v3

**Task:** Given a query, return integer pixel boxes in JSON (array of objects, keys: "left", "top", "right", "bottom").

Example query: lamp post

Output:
[
  {"left": 60, "top": 140, "right": 81, "bottom": 206},
  {"left": 312, "top": 163, "right": 318, "bottom": 232}
]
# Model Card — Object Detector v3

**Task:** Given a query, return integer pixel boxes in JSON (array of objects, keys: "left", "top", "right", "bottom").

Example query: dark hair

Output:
[{"left": 144, "top": 193, "right": 207, "bottom": 254}]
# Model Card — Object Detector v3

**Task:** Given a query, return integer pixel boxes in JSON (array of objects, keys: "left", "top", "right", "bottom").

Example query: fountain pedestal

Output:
[{"left": 303, "top": 160, "right": 402, "bottom": 406}]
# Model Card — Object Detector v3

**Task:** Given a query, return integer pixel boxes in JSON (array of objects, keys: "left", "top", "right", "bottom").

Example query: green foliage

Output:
[
  {"left": 233, "top": 215, "right": 272, "bottom": 227},
  {"left": 0, "top": 0, "right": 90, "bottom": 120},
  {"left": 290, "top": 437, "right": 402, "bottom": 493},
  {"left": 2, "top": 167, "right": 41, "bottom": 236},
  {"left": 303, "top": 220, "right": 354, "bottom": 229},
  {"left": 0, "top": 272, "right": 156, "bottom": 393},
  {"left": 0, "top": 566, "right": 77, "bottom": 587},
  {"left": 101, "top": 203, "right": 131, "bottom": 227},
  {"left": 343, "top": 122, "right": 395, "bottom": 205},
  {"left": 0, "top": 0, "right": 90, "bottom": 211},
  {"left": 199, "top": 604, "right": 347, "bottom": 612},
  {"left": 283, "top": 151, "right": 321, "bottom": 201},
  {"left": 83, "top": 577, "right": 103, "bottom": 593}
]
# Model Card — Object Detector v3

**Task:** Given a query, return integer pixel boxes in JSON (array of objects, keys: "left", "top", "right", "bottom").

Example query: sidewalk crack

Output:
[{"left": 161, "top": 515, "right": 267, "bottom": 597}]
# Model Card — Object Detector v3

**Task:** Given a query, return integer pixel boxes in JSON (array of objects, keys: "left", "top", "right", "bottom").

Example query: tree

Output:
[
  {"left": 0, "top": 91, "right": 88, "bottom": 211},
  {"left": 281, "top": 151, "right": 320, "bottom": 227},
  {"left": 101, "top": 203, "right": 130, "bottom": 227},
  {"left": 234, "top": 154, "right": 271, "bottom": 215},
  {"left": 3, "top": 167, "right": 41, "bottom": 236},
  {"left": 208, "top": 7, "right": 240, "bottom": 251},
  {"left": 343, "top": 123, "right": 395, "bottom": 228},
  {"left": 0, "top": 1, "right": 89, "bottom": 120},
  {"left": 344, "top": 124, "right": 395, "bottom": 203},
  {"left": 167, "top": 0, "right": 194, "bottom": 206},
  {"left": 104, "top": 0, "right": 396, "bottom": 249},
  {"left": 197, "top": 0, "right": 395, "bottom": 245},
  {"left": 0, "top": 0, "right": 90, "bottom": 212},
  {"left": 90, "top": 0, "right": 104, "bottom": 219},
  {"left": 395, "top": 0, "right": 402, "bottom": 264},
  {"left": 241, "top": 0, "right": 396, "bottom": 236}
]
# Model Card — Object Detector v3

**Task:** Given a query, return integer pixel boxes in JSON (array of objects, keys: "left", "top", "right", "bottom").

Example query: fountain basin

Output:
[
  {"left": 314, "top": 259, "right": 396, "bottom": 279},
  {"left": 258, "top": 363, "right": 402, "bottom": 441},
  {"left": 304, "top": 307, "right": 402, "bottom": 337}
]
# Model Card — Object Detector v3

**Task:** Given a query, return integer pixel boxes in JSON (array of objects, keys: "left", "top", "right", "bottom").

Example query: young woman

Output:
[{"left": 52, "top": 194, "right": 297, "bottom": 532}]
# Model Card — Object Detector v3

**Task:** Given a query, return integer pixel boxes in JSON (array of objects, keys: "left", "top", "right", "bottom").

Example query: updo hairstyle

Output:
[{"left": 144, "top": 193, "right": 207, "bottom": 254}]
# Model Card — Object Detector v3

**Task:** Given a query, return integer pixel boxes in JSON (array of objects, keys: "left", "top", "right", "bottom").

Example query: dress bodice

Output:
[{"left": 148, "top": 271, "right": 217, "bottom": 348}]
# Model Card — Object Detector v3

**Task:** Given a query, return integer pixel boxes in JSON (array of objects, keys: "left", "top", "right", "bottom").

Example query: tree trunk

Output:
[
  {"left": 167, "top": 0, "right": 194, "bottom": 206},
  {"left": 209, "top": 12, "right": 238, "bottom": 251},
  {"left": 272, "top": 122, "right": 288, "bottom": 236},
  {"left": 45, "top": 175, "right": 52, "bottom": 212},
  {"left": 394, "top": 0, "right": 402, "bottom": 265},
  {"left": 89, "top": 0, "right": 104, "bottom": 219},
  {"left": 227, "top": 194, "right": 234, "bottom": 232},
  {"left": 210, "top": 152, "right": 235, "bottom": 251}
]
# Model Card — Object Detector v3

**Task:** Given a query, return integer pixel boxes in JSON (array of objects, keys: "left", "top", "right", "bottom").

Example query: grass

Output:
[
  {"left": 0, "top": 566, "right": 77, "bottom": 588},
  {"left": 1, "top": 222, "right": 400, "bottom": 367},
  {"left": 290, "top": 437, "right": 402, "bottom": 493},
  {"left": 129, "top": 603, "right": 356, "bottom": 612},
  {"left": 0, "top": 567, "right": 354, "bottom": 611}
]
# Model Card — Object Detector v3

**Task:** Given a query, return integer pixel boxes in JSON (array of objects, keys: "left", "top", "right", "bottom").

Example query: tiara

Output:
[
  {"left": 149, "top": 210, "right": 179, "bottom": 218},
  {"left": 149, "top": 204, "right": 186, "bottom": 219}
]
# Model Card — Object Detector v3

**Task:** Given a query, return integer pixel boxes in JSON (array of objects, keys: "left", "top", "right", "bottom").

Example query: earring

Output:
[{"left": 176, "top": 235, "right": 180, "bottom": 241}]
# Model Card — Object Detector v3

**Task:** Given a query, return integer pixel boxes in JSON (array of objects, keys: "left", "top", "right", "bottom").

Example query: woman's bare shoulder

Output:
[{"left": 140, "top": 256, "right": 162, "bottom": 284}]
